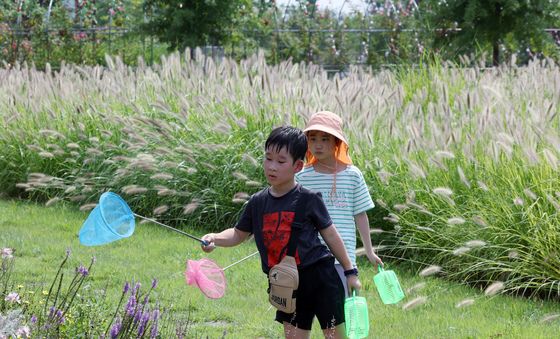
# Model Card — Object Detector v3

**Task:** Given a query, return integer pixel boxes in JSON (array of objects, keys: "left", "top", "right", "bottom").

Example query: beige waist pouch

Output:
[{"left": 268, "top": 255, "right": 298, "bottom": 313}]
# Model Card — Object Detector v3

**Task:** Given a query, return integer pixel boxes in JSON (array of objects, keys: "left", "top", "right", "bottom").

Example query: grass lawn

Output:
[{"left": 1, "top": 199, "right": 559, "bottom": 338}]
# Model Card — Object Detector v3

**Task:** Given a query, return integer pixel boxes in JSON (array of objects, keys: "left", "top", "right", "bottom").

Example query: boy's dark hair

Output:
[{"left": 265, "top": 126, "right": 307, "bottom": 162}]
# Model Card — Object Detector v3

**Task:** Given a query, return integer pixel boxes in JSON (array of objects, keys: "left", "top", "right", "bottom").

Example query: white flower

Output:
[
  {"left": 5, "top": 292, "right": 21, "bottom": 304},
  {"left": 513, "top": 197, "right": 524, "bottom": 206},
  {"left": 16, "top": 326, "right": 31, "bottom": 338}
]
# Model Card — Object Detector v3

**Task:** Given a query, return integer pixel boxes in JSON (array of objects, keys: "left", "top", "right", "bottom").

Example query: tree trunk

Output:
[
  {"left": 493, "top": 2, "right": 502, "bottom": 66},
  {"left": 492, "top": 40, "right": 500, "bottom": 67}
]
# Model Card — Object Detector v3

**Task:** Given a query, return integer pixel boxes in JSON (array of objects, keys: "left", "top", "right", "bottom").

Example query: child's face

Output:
[
  {"left": 307, "top": 131, "right": 337, "bottom": 161},
  {"left": 263, "top": 145, "right": 302, "bottom": 188}
]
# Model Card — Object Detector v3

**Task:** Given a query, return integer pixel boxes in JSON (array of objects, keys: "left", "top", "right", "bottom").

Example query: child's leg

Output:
[
  {"left": 314, "top": 259, "right": 346, "bottom": 335},
  {"left": 283, "top": 322, "right": 311, "bottom": 339},
  {"left": 322, "top": 324, "right": 345, "bottom": 339}
]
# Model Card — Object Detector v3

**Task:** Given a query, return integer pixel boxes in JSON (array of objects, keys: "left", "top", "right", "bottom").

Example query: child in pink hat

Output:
[{"left": 297, "top": 111, "right": 384, "bottom": 296}]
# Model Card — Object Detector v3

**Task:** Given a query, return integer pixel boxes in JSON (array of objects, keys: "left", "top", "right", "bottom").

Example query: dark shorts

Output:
[{"left": 275, "top": 257, "right": 345, "bottom": 330}]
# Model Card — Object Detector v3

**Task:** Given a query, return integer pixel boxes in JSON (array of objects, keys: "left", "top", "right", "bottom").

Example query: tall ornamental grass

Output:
[{"left": 0, "top": 50, "right": 558, "bottom": 299}]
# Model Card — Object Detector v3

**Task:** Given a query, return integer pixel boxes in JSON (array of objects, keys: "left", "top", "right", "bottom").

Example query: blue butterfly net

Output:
[{"left": 79, "top": 192, "right": 135, "bottom": 246}]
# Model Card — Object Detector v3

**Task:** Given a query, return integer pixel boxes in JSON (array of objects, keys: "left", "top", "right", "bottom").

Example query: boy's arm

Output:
[
  {"left": 320, "top": 225, "right": 362, "bottom": 292},
  {"left": 201, "top": 227, "right": 250, "bottom": 253},
  {"left": 355, "top": 212, "right": 384, "bottom": 267}
]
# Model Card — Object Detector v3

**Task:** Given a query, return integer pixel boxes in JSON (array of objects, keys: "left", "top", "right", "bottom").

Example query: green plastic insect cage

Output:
[
  {"left": 373, "top": 265, "right": 405, "bottom": 304},
  {"left": 344, "top": 291, "right": 369, "bottom": 339}
]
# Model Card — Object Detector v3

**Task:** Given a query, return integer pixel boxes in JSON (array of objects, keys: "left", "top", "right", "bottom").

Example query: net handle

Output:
[
  {"left": 222, "top": 251, "right": 259, "bottom": 271},
  {"left": 133, "top": 213, "right": 209, "bottom": 246}
]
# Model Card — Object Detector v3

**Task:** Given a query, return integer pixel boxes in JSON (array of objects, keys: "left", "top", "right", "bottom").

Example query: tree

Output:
[
  {"left": 420, "top": 0, "right": 560, "bottom": 65},
  {"left": 142, "top": 0, "right": 252, "bottom": 51}
]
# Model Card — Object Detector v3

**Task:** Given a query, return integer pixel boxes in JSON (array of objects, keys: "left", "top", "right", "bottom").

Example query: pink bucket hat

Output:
[
  {"left": 303, "top": 111, "right": 352, "bottom": 165},
  {"left": 303, "top": 111, "right": 349, "bottom": 145}
]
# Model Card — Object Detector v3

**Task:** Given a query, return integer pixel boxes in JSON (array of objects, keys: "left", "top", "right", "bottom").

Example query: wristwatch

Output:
[{"left": 343, "top": 268, "right": 359, "bottom": 277}]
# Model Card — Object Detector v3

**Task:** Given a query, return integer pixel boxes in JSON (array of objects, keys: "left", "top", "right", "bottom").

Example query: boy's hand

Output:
[
  {"left": 201, "top": 234, "right": 216, "bottom": 253},
  {"left": 347, "top": 275, "right": 361, "bottom": 294}
]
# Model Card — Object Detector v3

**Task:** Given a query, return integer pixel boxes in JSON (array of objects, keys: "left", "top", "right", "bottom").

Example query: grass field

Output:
[{"left": 2, "top": 199, "right": 559, "bottom": 338}]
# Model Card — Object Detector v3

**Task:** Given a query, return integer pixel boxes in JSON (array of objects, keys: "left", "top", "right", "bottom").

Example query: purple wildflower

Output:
[
  {"left": 125, "top": 294, "right": 137, "bottom": 316},
  {"left": 123, "top": 281, "right": 130, "bottom": 294},
  {"left": 56, "top": 309, "right": 65, "bottom": 324},
  {"left": 31, "top": 315, "right": 37, "bottom": 324},
  {"left": 137, "top": 312, "right": 150, "bottom": 336},
  {"left": 150, "top": 315, "right": 159, "bottom": 338},
  {"left": 151, "top": 278, "right": 158, "bottom": 289},
  {"left": 76, "top": 265, "right": 89, "bottom": 277},
  {"left": 110, "top": 318, "right": 122, "bottom": 339},
  {"left": 134, "top": 308, "right": 143, "bottom": 324},
  {"left": 133, "top": 282, "right": 141, "bottom": 293}
]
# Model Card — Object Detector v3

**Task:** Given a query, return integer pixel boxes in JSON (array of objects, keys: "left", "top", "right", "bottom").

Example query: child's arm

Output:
[
  {"left": 355, "top": 212, "right": 384, "bottom": 267},
  {"left": 320, "top": 225, "right": 362, "bottom": 292},
  {"left": 201, "top": 228, "right": 250, "bottom": 253}
]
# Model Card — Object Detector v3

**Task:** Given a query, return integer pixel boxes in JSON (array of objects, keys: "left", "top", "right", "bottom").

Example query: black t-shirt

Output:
[{"left": 235, "top": 184, "right": 333, "bottom": 274}]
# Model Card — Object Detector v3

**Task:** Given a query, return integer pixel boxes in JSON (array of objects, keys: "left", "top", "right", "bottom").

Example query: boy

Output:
[{"left": 201, "top": 126, "right": 360, "bottom": 339}]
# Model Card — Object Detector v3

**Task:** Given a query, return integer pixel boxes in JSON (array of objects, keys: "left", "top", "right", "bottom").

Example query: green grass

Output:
[{"left": 1, "top": 199, "right": 559, "bottom": 338}]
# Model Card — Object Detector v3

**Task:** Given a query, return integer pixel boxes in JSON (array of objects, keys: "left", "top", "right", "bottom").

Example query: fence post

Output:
[
  {"left": 92, "top": 0, "right": 97, "bottom": 64},
  {"left": 109, "top": 9, "right": 113, "bottom": 57}
]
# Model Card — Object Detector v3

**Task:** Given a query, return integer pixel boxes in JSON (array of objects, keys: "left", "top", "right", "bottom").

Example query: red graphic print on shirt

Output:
[{"left": 263, "top": 211, "right": 300, "bottom": 267}]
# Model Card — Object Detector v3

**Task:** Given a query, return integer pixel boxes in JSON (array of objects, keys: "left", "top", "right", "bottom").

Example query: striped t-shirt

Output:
[{"left": 295, "top": 165, "right": 374, "bottom": 265}]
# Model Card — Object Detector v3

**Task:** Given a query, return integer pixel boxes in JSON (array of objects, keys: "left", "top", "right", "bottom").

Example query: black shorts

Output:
[{"left": 275, "top": 256, "right": 345, "bottom": 330}]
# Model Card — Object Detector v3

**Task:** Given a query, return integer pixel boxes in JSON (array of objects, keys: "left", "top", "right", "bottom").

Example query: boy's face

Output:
[
  {"left": 307, "top": 130, "right": 337, "bottom": 161},
  {"left": 264, "top": 145, "right": 303, "bottom": 188}
]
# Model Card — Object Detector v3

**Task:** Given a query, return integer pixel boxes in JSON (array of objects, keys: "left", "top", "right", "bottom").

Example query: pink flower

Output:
[
  {"left": 5, "top": 292, "right": 21, "bottom": 304},
  {"left": 108, "top": 8, "right": 116, "bottom": 16},
  {"left": 73, "top": 31, "right": 88, "bottom": 41},
  {"left": 1, "top": 247, "right": 13, "bottom": 258}
]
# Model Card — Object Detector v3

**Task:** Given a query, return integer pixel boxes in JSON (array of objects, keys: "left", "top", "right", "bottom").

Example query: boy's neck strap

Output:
[{"left": 285, "top": 191, "right": 306, "bottom": 258}]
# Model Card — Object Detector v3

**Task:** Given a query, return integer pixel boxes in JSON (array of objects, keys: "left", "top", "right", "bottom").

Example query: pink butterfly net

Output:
[{"left": 185, "top": 258, "right": 226, "bottom": 299}]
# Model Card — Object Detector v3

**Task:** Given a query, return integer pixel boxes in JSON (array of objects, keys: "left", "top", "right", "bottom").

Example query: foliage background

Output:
[{"left": 1, "top": 1, "right": 559, "bottom": 70}]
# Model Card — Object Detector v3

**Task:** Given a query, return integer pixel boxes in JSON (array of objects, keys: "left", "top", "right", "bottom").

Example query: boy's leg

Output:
[
  {"left": 283, "top": 323, "right": 311, "bottom": 339},
  {"left": 276, "top": 258, "right": 345, "bottom": 336},
  {"left": 322, "top": 324, "right": 345, "bottom": 339},
  {"left": 313, "top": 259, "right": 346, "bottom": 335}
]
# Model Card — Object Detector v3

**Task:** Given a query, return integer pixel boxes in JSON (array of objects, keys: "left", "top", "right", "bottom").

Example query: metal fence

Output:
[{"left": 1, "top": 23, "right": 559, "bottom": 70}]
